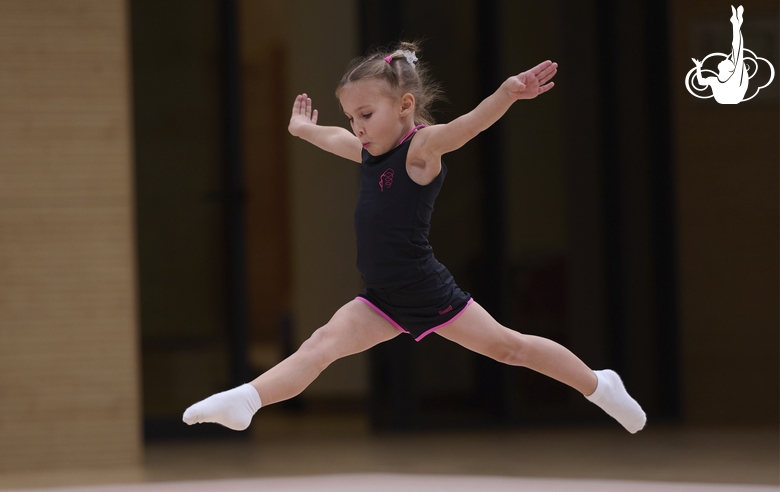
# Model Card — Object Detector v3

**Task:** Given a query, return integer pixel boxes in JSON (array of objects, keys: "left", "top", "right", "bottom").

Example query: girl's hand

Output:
[
  {"left": 289, "top": 93, "right": 318, "bottom": 137},
  {"left": 502, "top": 60, "right": 558, "bottom": 101},
  {"left": 691, "top": 58, "right": 703, "bottom": 68}
]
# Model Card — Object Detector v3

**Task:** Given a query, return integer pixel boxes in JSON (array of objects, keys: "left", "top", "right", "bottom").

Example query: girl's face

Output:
[{"left": 339, "top": 79, "right": 414, "bottom": 156}]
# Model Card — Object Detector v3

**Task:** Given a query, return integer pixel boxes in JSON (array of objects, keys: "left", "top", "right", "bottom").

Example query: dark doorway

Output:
[{"left": 130, "top": 0, "right": 248, "bottom": 440}]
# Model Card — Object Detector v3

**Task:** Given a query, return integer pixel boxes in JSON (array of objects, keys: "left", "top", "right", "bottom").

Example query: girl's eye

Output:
[{"left": 362, "top": 113, "right": 372, "bottom": 119}]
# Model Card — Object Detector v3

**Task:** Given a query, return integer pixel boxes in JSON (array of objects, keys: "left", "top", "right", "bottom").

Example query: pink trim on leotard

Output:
[
  {"left": 396, "top": 124, "right": 426, "bottom": 146},
  {"left": 414, "top": 298, "right": 474, "bottom": 342},
  {"left": 356, "top": 296, "right": 475, "bottom": 342},
  {"left": 355, "top": 296, "right": 410, "bottom": 334}
]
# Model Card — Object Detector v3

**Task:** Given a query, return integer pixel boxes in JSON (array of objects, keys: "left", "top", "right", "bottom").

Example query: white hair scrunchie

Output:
[{"left": 401, "top": 50, "right": 418, "bottom": 67}]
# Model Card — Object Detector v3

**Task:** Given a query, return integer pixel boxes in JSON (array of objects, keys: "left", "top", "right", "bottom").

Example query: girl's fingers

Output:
[
  {"left": 538, "top": 63, "right": 557, "bottom": 83},
  {"left": 293, "top": 94, "right": 308, "bottom": 116},
  {"left": 539, "top": 68, "right": 557, "bottom": 86},
  {"left": 290, "top": 94, "right": 318, "bottom": 122},
  {"left": 514, "top": 61, "right": 556, "bottom": 91},
  {"left": 292, "top": 95, "right": 301, "bottom": 116},
  {"left": 300, "top": 93, "right": 308, "bottom": 115},
  {"left": 292, "top": 94, "right": 316, "bottom": 121},
  {"left": 531, "top": 60, "right": 553, "bottom": 75}
]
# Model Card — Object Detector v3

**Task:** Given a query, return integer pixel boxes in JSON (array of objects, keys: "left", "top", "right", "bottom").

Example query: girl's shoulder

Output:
[{"left": 406, "top": 128, "right": 442, "bottom": 187}]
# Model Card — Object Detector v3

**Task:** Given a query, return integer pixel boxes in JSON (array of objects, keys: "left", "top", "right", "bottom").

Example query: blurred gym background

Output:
[{"left": 0, "top": 0, "right": 777, "bottom": 488}]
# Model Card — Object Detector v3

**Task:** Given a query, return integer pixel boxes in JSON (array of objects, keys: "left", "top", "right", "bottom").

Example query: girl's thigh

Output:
[
  {"left": 309, "top": 299, "right": 403, "bottom": 359},
  {"left": 434, "top": 301, "right": 521, "bottom": 362}
]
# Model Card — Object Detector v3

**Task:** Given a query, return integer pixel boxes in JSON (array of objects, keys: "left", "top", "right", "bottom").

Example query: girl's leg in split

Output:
[
  {"left": 249, "top": 299, "right": 401, "bottom": 405},
  {"left": 183, "top": 299, "right": 401, "bottom": 430},
  {"left": 435, "top": 301, "right": 646, "bottom": 433}
]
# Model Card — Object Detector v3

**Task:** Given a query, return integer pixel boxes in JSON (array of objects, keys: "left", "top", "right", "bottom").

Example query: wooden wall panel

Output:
[
  {"left": 0, "top": 0, "right": 141, "bottom": 469},
  {"left": 238, "top": 0, "right": 291, "bottom": 370}
]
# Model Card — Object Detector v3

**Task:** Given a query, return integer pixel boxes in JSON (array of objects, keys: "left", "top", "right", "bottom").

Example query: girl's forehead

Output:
[{"left": 339, "top": 79, "right": 394, "bottom": 109}]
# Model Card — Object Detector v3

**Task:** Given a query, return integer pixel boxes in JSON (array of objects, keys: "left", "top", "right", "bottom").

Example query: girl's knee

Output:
[
  {"left": 298, "top": 326, "right": 339, "bottom": 370},
  {"left": 492, "top": 331, "right": 529, "bottom": 367}
]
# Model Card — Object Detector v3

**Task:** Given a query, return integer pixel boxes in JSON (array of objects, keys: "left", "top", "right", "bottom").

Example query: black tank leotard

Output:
[
  {"left": 354, "top": 133, "right": 444, "bottom": 287},
  {"left": 354, "top": 128, "right": 472, "bottom": 340}
]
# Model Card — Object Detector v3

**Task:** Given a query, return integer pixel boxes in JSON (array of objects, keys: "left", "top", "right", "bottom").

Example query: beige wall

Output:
[
  {"left": 0, "top": 0, "right": 141, "bottom": 470},
  {"left": 671, "top": 0, "right": 779, "bottom": 424}
]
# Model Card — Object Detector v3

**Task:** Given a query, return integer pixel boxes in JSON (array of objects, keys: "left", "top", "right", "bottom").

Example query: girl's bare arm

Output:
[
  {"left": 289, "top": 94, "right": 362, "bottom": 163},
  {"left": 419, "top": 61, "right": 558, "bottom": 157}
]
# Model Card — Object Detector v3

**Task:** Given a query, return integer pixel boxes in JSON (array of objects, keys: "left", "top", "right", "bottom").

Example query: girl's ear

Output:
[{"left": 400, "top": 93, "right": 415, "bottom": 117}]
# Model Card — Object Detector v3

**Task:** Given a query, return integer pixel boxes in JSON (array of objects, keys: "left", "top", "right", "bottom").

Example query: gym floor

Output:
[{"left": 0, "top": 413, "right": 776, "bottom": 492}]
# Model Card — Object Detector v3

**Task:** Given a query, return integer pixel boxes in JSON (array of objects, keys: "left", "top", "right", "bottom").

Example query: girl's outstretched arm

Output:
[
  {"left": 419, "top": 61, "right": 558, "bottom": 157},
  {"left": 289, "top": 94, "right": 362, "bottom": 163}
]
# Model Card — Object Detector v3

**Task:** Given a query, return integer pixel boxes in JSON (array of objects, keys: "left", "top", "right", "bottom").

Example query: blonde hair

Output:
[{"left": 335, "top": 41, "right": 443, "bottom": 125}]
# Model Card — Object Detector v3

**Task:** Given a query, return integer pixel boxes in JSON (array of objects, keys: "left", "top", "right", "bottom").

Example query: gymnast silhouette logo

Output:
[
  {"left": 379, "top": 168, "right": 394, "bottom": 192},
  {"left": 685, "top": 5, "right": 775, "bottom": 104}
]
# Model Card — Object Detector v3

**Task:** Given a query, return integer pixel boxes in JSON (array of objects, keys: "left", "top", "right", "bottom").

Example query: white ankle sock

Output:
[
  {"left": 182, "top": 383, "right": 262, "bottom": 431},
  {"left": 586, "top": 370, "right": 646, "bottom": 434}
]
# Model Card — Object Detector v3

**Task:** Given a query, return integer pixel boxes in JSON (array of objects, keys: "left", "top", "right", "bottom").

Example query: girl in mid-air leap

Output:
[{"left": 184, "top": 41, "right": 646, "bottom": 434}]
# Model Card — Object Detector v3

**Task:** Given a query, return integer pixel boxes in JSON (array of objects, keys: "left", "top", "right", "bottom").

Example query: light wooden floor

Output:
[
  {"left": 1, "top": 474, "right": 778, "bottom": 492},
  {"left": 1, "top": 414, "right": 777, "bottom": 491}
]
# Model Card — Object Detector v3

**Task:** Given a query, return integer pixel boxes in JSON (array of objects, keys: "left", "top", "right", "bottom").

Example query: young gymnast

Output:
[{"left": 183, "top": 41, "right": 646, "bottom": 434}]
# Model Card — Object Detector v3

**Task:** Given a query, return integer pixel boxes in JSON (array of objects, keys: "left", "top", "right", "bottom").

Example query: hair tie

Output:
[
  {"left": 402, "top": 50, "right": 418, "bottom": 66},
  {"left": 384, "top": 51, "right": 417, "bottom": 68}
]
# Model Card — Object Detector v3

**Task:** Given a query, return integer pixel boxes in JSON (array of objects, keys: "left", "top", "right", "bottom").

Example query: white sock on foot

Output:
[
  {"left": 182, "top": 383, "right": 262, "bottom": 431},
  {"left": 586, "top": 370, "right": 646, "bottom": 433}
]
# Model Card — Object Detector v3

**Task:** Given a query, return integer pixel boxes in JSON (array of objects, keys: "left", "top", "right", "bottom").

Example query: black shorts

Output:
[{"left": 356, "top": 263, "right": 473, "bottom": 341}]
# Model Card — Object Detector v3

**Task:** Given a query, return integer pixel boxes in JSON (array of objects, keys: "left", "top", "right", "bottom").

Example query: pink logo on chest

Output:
[{"left": 379, "top": 168, "right": 394, "bottom": 191}]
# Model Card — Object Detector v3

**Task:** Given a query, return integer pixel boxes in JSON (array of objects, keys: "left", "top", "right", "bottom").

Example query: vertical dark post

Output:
[
  {"left": 220, "top": 0, "right": 249, "bottom": 387},
  {"left": 475, "top": 0, "right": 510, "bottom": 423},
  {"left": 645, "top": 0, "right": 680, "bottom": 421},
  {"left": 359, "top": 0, "right": 404, "bottom": 50},
  {"left": 475, "top": 0, "right": 507, "bottom": 324},
  {"left": 596, "top": 0, "right": 627, "bottom": 376}
]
